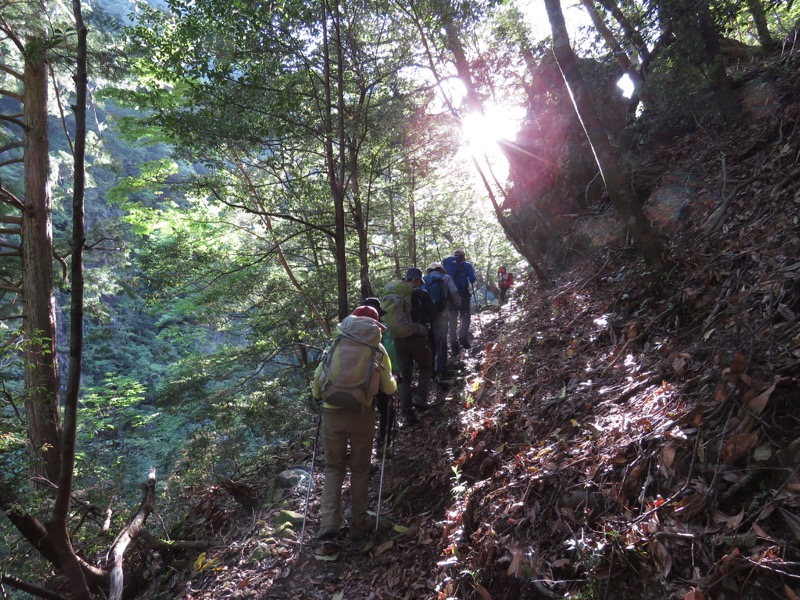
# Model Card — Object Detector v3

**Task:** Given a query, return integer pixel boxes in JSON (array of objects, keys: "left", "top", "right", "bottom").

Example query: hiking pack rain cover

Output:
[
  {"left": 381, "top": 280, "right": 416, "bottom": 338},
  {"left": 319, "top": 315, "right": 385, "bottom": 409}
]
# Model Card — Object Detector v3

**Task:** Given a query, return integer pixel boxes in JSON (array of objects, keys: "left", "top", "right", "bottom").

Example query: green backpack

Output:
[
  {"left": 319, "top": 315, "right": 384, "bottom": 409},
  {"left": 381, "top": 280, "right": 416, "bottom": 339}
]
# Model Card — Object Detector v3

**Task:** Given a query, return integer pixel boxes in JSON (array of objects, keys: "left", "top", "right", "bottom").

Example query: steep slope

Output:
[{"left": 139, "top": 54, "right": 800, "bottom": 600}]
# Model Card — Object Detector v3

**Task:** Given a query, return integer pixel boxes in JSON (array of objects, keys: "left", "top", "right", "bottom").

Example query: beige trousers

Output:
[{"left": 319, "top": 406, "right": 376, "bottom": 535}]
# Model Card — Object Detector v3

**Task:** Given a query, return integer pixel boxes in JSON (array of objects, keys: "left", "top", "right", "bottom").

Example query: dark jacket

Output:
[{"left": 411, "top": 288, "right": 437, "bottom": 326}]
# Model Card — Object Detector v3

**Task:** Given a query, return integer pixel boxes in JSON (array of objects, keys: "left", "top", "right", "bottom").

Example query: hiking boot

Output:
[
  {"left": 351, "top": 529, "right": 367, "bottom": 543},
  {"left": 350, "top": 516, "right": 373, "bottom": 542},
  {"left": 412, "top": 397, "right": 432, "bottom": 411},
  {"left": 317, "top": 529, "right": 339, "bottom": 542},
  {"left": 459, "top": 338, "right": 471, "bottom": 349}
]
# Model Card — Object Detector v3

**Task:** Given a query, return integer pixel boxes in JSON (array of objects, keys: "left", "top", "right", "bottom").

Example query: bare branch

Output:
[
  {"left": 106, "top": 468, "right": 157, "bottom": 600},
  {"left": 0, "top": 574, "right": 69, "bottom": 600},
  {"left": 0, "top": 87, "right": 23, "bottom": 102},
  {"left": 0, "top": 141, "right": 23, "bottom": 154},
  {"left": 49, "top": 64, "right": 74, "bottom": 155},
  {"left": 0, "top": 186, "right": 27, "bottom": 212},
  {"left": 0, "top": 62, "right": 24, "bottom": 81},
  {"left": 0, "top": 113, "right": 27, "bottom": 130},
  {"left": 0, "top": 157, "right": 23, "bottom": 168}
]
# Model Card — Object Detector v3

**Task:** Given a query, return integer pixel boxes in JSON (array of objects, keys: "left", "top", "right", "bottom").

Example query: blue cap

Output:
[{"left": 405, "top": 267, "right": 423, "bottom": 281}]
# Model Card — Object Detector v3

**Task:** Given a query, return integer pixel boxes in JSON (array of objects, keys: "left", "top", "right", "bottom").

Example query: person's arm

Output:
[
  {"left": 467, "top": 263, "right": 476, "bottom": 284},
  {"left": 446, "top": 276, "right": 462, "bottom": 307},
  {"left": 378, "top": 344, "right": 398, "bottom": 395}
]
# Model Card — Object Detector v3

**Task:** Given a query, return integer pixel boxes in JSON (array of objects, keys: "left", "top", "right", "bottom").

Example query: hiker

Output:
[
  {"left": 358, "top": 297, "right": 397, "bottom": 457},
  {"left": 423, "top": 262, "right": 461, "bottom": 384},
  {"left": 497, "top": 266, "right": 514, "bottom": 303},
  {"left": 382, "top": 267, "right": 437, "bottom": 426},
  {"left": 442, "top": 249, "right": 477, "bottom": 354},
  {"left": 311, "top": 306, "right": 397, "bottom": 542}
]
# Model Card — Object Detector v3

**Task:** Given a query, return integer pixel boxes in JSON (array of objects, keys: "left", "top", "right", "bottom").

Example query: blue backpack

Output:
[
  {"left": 423, "top": 272, "right": 447, "bottom": 311},
  {"left": 443, "top": 256, "right": 469, "bottom": 294}
]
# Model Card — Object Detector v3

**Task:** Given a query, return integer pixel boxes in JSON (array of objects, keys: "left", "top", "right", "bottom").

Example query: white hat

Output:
[{"left": 427, "top": 262, "right": 445, "bottom": 273}]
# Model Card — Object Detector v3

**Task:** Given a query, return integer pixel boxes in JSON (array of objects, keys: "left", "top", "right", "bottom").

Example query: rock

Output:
[
  {"left": 277, "top": 509, "right": 304, "bottom": 526},
  {"left": 276, "top": 469, "right": 309, "bottom": 489}
]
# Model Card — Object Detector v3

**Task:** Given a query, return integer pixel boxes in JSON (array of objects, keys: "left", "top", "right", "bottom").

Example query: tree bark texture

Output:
[
  {"left": 544, "top": 0, "right": 669, "bottom": 270},
  {"left": 322, "top": 0, "right": 350, "bottom": 321},
  {"left": 21, "top": 40, "right": 62, "bottom": 483}
]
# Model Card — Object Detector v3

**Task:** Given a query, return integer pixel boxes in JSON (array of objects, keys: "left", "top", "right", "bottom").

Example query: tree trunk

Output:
[
  {"left": 580, "top": 0, "right": 643, "bottom": 92},
  {"left": 544, "top": 0, "right": 670, "bottom": 271},
  {"left": 21, "top": 39, "right": 62, "bottom": 484},
  {"left": 745, "top": 0, "right": 775, "bottom": 50},
  {"left": 48, "top": 5, "right": 93, "bottom": 598},
  {"left": 349, "top": 144, "right": 374, "bottom": 299},
  {"left": 322, "top": 0, "right": 350, "bottom": 321}
]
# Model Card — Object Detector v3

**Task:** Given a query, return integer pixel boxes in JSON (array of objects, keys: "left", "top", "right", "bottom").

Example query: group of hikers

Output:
[{"left": 309, "top": 249, "right": 514, "bottom": 544}]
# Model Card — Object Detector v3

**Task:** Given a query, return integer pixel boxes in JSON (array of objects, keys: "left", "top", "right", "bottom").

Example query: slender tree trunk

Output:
[
  {"left": 21, "top": 39, "right": 62, "bottom": 484},
  {"left": 50, "top": 5, "right": 92, "bottom": 597},
  {"left": 595, "top": 0, "right": 651, "bottom": 68},
  {"left": 321, "top": 0, "right": 349, "bottom": 320},
  {"left": 349, "top": 144, "right": 373, "bottom": 299},
  {"left": 580, "top": 0, "right": 642, "bottom": 92},
  {"left": 545, "top": 0, "right": 670, "bottom": 270},
  {"left": 745, "top": 0, "right": 775, "bottom": 50}
]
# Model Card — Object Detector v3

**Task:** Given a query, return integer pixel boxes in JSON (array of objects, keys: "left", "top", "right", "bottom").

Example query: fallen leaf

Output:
[
  {"left": 332, "top": 592, "right": 344, "bottom": 600},
  {"left": 720, "top": 432, "right": 759, "bottom": 463},
  {"left": 662, "top": 443, "right": 677, "bottom": 468},
  {"left": 373, "top": 540, "right": 394, "bottom": 557},
  {"left": 671, "top": 352, "right": 690, "bottom": 375},
  {"left": 551, "top": 558, "right": 571, "bottom": 568},
  {"left": 748, "top": 381, "right": 777, "bottom": 415},
  {"left": 507, "top": 547, "right": 523, "bottom": 576},
  {"left": 472, "top": 583, "right": 493, "bottom": 600},
  {"left": 714, "top": 381, "right": 728, "bottom": 403},
  {"left": 730, "top": 351, "right": 746, "bottom": 374},
  {"left": 753, "top": 444, "right": 772, "bottom": 461},
  {"left": 314, "top": 553, "right": 338, "bottom": 561},
  {"left": 753, "top": 523, "right": 773, "bottom": 541},
  {"left": 393, "top": 524, "right": 409, "bottom": 534},
  {"left": 651, "top": 539, "right": 673, "bottom": 577},
  {"left": 726, "top": 509, "right": 744, "bottom": 530},
  {"left": 683, "top": 587, "right": 705, "bottom": 600}
]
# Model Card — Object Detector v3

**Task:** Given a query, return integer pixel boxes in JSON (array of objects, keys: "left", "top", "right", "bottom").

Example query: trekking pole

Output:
[
  {"left": 375, "top": 406, "right": 391, "bottom": 534},
  {"left": 299, "top": 408, "right": 322, "bottom": 556}
]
